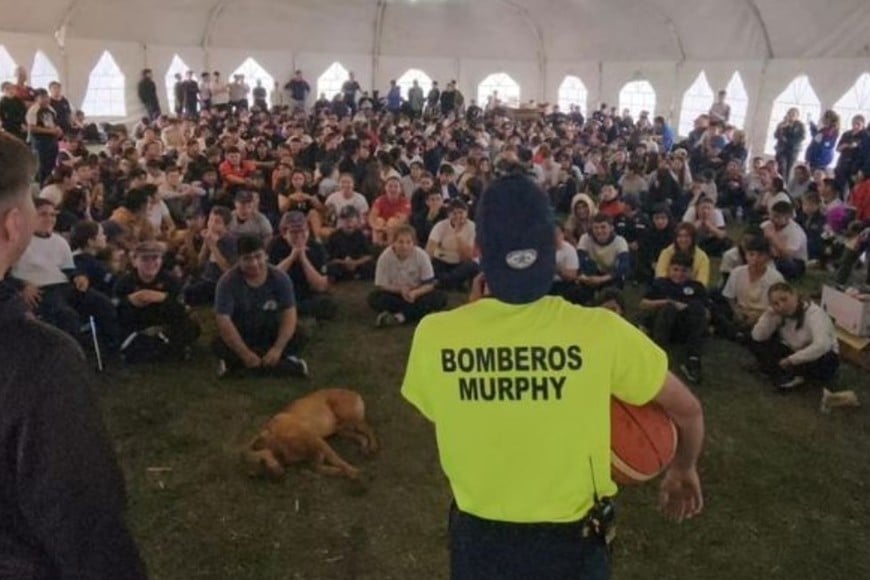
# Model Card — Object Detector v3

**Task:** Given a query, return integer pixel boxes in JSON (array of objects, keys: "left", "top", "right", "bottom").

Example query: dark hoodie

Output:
[{"left": 0, "top": 278, "right": 146, "bottom": 579}]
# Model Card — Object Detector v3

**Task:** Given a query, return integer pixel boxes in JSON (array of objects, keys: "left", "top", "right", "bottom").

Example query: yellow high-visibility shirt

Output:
[{"left": 401, "top": 296, "right": 668, "bottom": 524}]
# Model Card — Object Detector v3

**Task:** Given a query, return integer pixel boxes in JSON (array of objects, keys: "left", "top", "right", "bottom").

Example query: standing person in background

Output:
[
  {"left": 172, "top": 72, "right": 184, "bottom": 116},
  {"left": 774, "top": 108, "right": 806, "bottom": 180},
  {"left": 834, "top": 115, "right": 865, "bottom": 192},
  {"left": 199, "top": 71, "right": 212, "bottom": 110},
  {"left": 252, "top": 80, "right": 268, "bottom": 111},
  {"left": 285, "top": 70, "right": 311, "bottom": 112},
  {"left": 48, "top": 82, "right": 73, "bottom": 134},
  {"left": 342, "top": 72, "right": 361, "bottom": 114},
  {"left": 425, "top": 81, "right": 440, "bottom": 118},
  {"left": 408, "top": 79, "right": 425, "bottom": 119},
  {"left": 211, "top": 71, "right": 230, "bottom": 113},
  {"left": 386, "top": 80, "right": 402, "bottom": 115},
  {"left": 805, "top": 110, "right": 840, "bottom": 172},
  {"left": 182, "top": 70, "right": 200, "bottom": 118},
  {"left": 402, "top": 174, "right": 704, "bottom": 580},
  {"left": 138, "top": 68, "right": 161, "bottom": 120},
  {"left": 0, "top": 81, "right": 28, "bottom": 141},
  {"left": 708, "top": 90, "right": 730, "bottom": 124},
  {"left": 0, "top": 132, "right": 147, "bottom": 580},
  {"left": 26, "top": 89, "right": 62, "bottom": 185}
]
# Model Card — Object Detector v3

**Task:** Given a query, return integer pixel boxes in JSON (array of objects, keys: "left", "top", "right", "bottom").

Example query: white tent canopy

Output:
[{"left": 1, "top": 0, "right": 869, "bottom": 152}]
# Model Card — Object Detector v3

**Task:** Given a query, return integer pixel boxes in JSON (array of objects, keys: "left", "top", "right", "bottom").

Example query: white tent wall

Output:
[{"left": 545, "top": 62, "right": 602, "bottom": 109}]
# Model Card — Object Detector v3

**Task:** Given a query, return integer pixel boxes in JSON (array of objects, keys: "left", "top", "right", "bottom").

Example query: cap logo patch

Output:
[{"left": 506, "top": 249, "right": 538, "bottom": 270}]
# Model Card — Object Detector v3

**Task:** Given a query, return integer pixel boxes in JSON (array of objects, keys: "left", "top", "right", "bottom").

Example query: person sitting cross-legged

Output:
[
  {"left": 426, "top": 198, "right": 480, "bottom": 291},
  {"left": 268, "top": 211, "right": 337, "bottom": 322},
  {"left": 115, "top": 240, "right": 201, "bottom": 363},
  {"left": 212, "top": 235, "right": 309, "bottom": 378},
  {"left": 368, "top": 225, "right": 447, "bottom": 327},
  {"left": 11, "top": 198, "right": 120, "bottom": 354},
  {"left": 640, "top": 252, "right": 709, "bottom": 384},
  {"left": 184, "top": 206, "right": 237, "bottom": 306},
  {"left": 749, "top": 281, "right": 839, "bottom": 391},
  {"left": 325, "top": 206, "right": 375, "bottom": 282},
  {"left": 575, "top": 213, "right": 630, "bottom": 305}
]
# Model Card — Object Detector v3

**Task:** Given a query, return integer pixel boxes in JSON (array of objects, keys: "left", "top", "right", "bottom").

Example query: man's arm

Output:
[
  {"left": 271, "top": 307, "right": 297, "bottom": 353},
  {"left": 298, "top": 250, "right": 329, "bottom": 292},
  {"left": 216, "top": 313, "right": 259, "bottom": 362},
  {"left": 654, "top": 372, "right": 705, "bottom": 522}
]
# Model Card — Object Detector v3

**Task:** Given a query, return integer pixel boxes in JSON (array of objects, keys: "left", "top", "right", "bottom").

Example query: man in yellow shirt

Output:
[{"left": 402, "top": 174, "right": 705, "bottom": 579}]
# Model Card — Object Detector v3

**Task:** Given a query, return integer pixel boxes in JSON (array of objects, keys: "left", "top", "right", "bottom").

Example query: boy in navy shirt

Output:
[
  {"left": 641, "top": 252, "right": 708, "bottom": 384},
  {"left": 326, "top": 206, "right": 375, "bottom": 282}
]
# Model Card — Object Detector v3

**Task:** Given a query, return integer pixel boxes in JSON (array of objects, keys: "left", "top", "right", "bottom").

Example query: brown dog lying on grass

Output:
[{"left": 245, "top": 388, "right": 377, "bottom": 479}]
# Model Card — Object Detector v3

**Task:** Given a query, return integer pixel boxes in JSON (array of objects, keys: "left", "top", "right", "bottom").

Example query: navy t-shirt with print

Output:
[
  {"left": 644, "top": 277, "right": 707, "bottom": 305},
  {"left": 215, "top": 266, "right": 296, "bottom": 345}
]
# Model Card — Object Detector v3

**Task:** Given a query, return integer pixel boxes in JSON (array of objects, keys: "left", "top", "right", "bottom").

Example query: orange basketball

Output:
[{"left": 611, "top": 398, "right": 678, "bottom": 485}]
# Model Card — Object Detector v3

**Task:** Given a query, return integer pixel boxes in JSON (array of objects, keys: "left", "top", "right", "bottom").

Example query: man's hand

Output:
[
  {"left": 670, "top": 300, "right": 688, "bottom": 311},
  {"left": 261, "top": 347, "right": 283, "bottom": 367},
  {"left": 401, "top": 288, "right": 416, "bottom": 303},
  {"left": 659, "top": 466, "right": 703, "bottom": 523},
  {"left": 73, "top": 275, "right": 89, "bottom": 292},
  {"left": 22, "top": 284, "right": 42, "bottom": 309},
  {"left": 778, "top": 357, "right": 793, "bottom": 369},
  {"left": 242, "top": 351, "right": 262, "bottom": 369}
]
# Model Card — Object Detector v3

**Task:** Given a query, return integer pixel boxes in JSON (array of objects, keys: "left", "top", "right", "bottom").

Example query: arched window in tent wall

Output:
[
  {"left": 232, "top": 58, "right": 274, "bottom": 104},
  {"left": 834, "top": 73, "right": 870, "bottom": 129},
  {"left": 764, "top": 75, "right": 821, "bottom": 157},
  {"left": 318, "top": 62, "right": 349, "bottom": 100},
  {"left": 81, "top": 51, "right": 126, "bottom": 117},
  {"left": 0, "top": 46, "right": 17, "bottom": 84},
  {"left": 396, "top": 68, "right": 433, "bottom": 100},
  {"left": 678, "top": 71, "right": 714, "bottom": 137},
  {"left": 478, "top": 73, "right": 520, "bottom": 108},
  {"left": 558, "top": 75, "right": 588, "bottom": 116},
  {"left": 725, "top": 71, "right": 750, "bottom": 130},
  {"left": 165, "top": 54, "right": 190, "bottom": 110},
  {"left": 30, "top": 51, "right": 60, "bottom": 90},
  {"left": 618, "top": 80, "right": 656, "bottom": 119}
]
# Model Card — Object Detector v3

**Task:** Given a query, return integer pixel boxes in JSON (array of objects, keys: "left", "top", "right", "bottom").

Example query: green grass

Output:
[{"left": 96, "top": 279, "right": 870, "bottom": 580}]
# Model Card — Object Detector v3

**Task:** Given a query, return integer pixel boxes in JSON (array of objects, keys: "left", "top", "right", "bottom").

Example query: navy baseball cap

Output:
[{"left": 476, "top": 174, "right": 555, "bottom": 305}]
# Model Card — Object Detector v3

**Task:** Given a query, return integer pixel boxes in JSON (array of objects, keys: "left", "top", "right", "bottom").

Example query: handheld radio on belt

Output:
[{"left": 585, "top": 457, "right": 617, "bottom": 545}]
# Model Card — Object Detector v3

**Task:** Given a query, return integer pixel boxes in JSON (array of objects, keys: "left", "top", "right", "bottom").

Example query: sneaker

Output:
[
  {"left": 681, "top": 357, "right": 702, "bottom": 384},
  {"left": 216, "top": 358, "right": 228, "bottom": 378},
  {"left": 776, "top": 376, "right": 805, "bottom": 392},
  {"left": 375, "top": 311, "right": 401, "bottom": 328},
  {"left": 284, "top": 355, "right": 309, "bottom": 378}
]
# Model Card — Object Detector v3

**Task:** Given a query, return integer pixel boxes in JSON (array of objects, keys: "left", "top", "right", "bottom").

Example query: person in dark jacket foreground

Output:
[{"left": 0, "top": 132, "right": 146, "bottom": 579}]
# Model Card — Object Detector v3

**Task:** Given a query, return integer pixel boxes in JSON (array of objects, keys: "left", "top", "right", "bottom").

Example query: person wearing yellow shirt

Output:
[
  {"left": 402, "top": 174, "right": 705, "bottom": 580},
  {"left": 655, "top": 222, "right": 711, "bottom": 287}
]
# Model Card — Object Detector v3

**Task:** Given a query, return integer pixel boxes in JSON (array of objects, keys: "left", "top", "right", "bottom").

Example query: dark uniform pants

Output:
[{"left": 449, "top": 504, "right": 610, "bottom": 580}]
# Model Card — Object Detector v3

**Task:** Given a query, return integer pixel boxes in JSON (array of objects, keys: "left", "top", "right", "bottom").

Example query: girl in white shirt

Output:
[{"left": 750, "top": 282, "right": 839, "bottom": 391}]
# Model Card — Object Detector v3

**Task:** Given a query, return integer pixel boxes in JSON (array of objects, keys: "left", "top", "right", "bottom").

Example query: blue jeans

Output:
[{"left": 449, "top": 504, "right": 611, "bottom": 580}]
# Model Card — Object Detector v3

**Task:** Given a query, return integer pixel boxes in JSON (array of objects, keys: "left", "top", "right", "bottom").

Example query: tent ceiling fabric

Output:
[{"left": 2, "top": 0, "right": 869, "bottom": 60}]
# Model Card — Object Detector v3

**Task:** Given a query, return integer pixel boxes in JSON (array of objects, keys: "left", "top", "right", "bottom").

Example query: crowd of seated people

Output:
[{"left": 1, "top": 63, "right": 866, "bottom": 391}]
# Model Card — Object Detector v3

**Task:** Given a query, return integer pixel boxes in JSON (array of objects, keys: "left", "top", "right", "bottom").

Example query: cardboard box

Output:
[
  {"left": 835, "top": 328, "right": 870, "bottom": 371},
  {"left": 821, "top": 285, "right": 870, "bottom": 337}
]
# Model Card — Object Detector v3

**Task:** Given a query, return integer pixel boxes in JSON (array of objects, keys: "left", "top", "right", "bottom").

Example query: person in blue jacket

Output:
[{"left": 805, "top": 110, "right": 840, "bottom": 171}]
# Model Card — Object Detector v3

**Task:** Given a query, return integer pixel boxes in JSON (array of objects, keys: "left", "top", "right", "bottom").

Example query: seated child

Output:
[
  {"left": 368, "top": 225, "right": 447, "bottom": 326},
  {"left": 575, "top": 214, "right": 630, "bottom": 304},
  {"left": 750, "top": 282, "right": 839, "bottom": 391},
  {"left": 640, "top": 252, "right": 708, "bottom": 384},
  {"left": 70, "top": 221, "right": 117, "bottom": 297},
  {"left": 550, "top": 224, "right": 584, "bottom": 304},
  {"left": 267, "top": 211, "right": 337, "bottom": 321},
  {"left": 796, "top": 191, "right": 825, "bottom": 264},
  {"left": 325, "top": 206, "right": 375, "bottom": 282},
  {"left": 184, "top": 206, "right": 237, "bottom": 306},
  {"left": 637, "top": 204, "right": 674, "bottom": 284},
  {"left": 213, "top": 235, "right": 309, "bottom": 378},
  {"left": 684, "top": 196, "right": 732, "bottom": 258},
  {"left": 369, "top": 177, "right": 411, "bottom": 246},
  {"left": 425, "top": 199, "right": 479, "bottom": 291},
  {"left": 115, "top": 241, "right": 201, "bottom": 363},
  {"left": 762, "top": 201, "right": 808, "bottom": 280},
  {"left": 713, "top": 237, "right": 784, "bottom": 340}
]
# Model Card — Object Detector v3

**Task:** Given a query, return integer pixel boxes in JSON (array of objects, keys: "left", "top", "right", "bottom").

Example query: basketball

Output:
[{"left": 611, "top": 398, "right": 678, "bottom": 485}]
